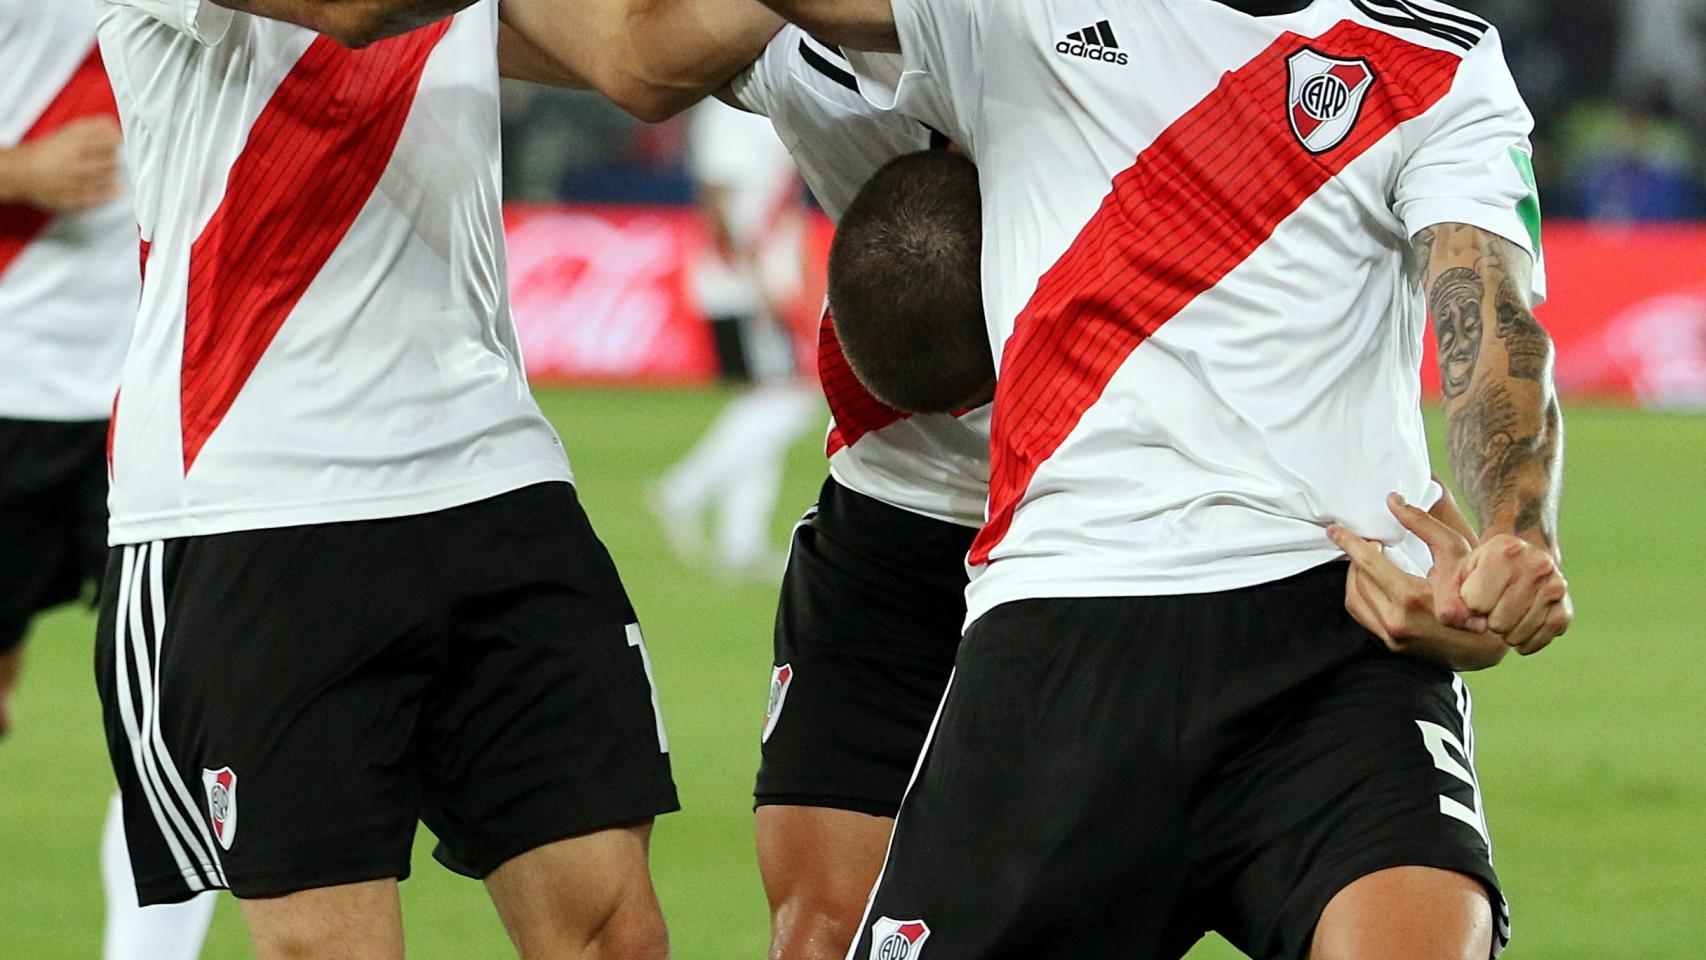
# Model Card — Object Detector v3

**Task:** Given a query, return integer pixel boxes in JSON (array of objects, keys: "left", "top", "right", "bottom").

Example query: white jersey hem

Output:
[
  {"left": 108, "top": 461, "right": 573, "bottom": 546},
  {"left": 826, "top": 461, "right": 984, "bottom": 530},
  {"left": 963, "top": 548, "right": 1354, "bottom": 632}
]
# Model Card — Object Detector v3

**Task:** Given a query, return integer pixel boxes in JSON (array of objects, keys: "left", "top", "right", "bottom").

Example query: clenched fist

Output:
[{"left": 1328, "top": 492, "right": 1573, "bottom": 671}]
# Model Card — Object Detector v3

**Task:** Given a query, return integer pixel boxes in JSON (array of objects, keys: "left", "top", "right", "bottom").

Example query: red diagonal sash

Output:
[
  {"left": 971, "top": 23, "right": 1463, "bottom": 565},
  {"left": 178, "top": 22, "right": 452, "bottom": 472}
]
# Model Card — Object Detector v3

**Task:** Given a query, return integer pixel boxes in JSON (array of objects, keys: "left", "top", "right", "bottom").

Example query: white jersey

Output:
[
  {"left": 98, "top": 0, "right": 569, "bottom": 545},
  {"left": 851, "top": 0, "right": 1547, "bottom": 624},
  {"left": 0, "top": 0, "right": 136, "bottom": 422},
  {"left": 731, "top": 26, "right": 990, "bottom": 528}
]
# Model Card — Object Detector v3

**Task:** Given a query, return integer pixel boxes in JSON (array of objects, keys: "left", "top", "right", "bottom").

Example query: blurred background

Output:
[
  {"left": 504, "top": 0, "right": 1706, "bottom": 220},
  {"left": 3, "top": 2, "right": 1704, "bottom": 959}
]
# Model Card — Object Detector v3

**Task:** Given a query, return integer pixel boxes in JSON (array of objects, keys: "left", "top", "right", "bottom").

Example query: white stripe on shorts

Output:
[
  {"left": 143, "top": 542, "right": 228, "bottom": 887},
  {"left": 113, "top": 544, "right": 209, "bottom": 894}
]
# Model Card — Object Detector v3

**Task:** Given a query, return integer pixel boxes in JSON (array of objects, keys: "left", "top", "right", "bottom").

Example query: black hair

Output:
[{"left": 827, "top": 150, "right": 993, "bottom": 415}]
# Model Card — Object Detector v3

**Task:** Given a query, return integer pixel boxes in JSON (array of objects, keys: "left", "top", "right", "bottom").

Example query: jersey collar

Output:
[{"left": 1210, "top": 0, "right": 1316, "bottom": 15}]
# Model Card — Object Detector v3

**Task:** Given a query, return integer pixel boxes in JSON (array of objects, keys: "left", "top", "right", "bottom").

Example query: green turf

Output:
[{"left": 1, "top": 392, "right": 1700, "bottom": 958}]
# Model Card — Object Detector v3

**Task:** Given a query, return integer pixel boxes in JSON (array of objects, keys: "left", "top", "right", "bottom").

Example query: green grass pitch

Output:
[{"left": 1, "top": 391, "right": 1701, "bottom": 958}]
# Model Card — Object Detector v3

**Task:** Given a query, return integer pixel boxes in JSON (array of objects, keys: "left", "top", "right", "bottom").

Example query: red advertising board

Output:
[{"left": 507, "top": 206, "right": 1706, "bottom": 408}]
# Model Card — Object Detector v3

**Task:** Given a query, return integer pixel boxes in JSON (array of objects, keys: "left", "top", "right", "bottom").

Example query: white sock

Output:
[{"left": 103, "top": 793, "right": 217, "bottom": 960}]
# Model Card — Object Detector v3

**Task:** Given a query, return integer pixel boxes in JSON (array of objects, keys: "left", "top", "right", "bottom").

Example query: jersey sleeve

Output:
[
  {"left": 842, "top": 0, "right": 983, "bottom": 148},
  {"left": 1393, "top": 30, "right": 1546, "bottom": 300},
  {"left": 101, "top": 0, "right": 234, "bottom": 45},
  {"left": 727, "top": 27, "right": 795, "bottom": 119}
]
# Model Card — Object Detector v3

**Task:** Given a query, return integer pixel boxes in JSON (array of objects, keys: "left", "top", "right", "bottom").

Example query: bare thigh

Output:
[
  {"left": 484, "top": 823, "right": 667, "bottom": 960},
  {"left": 238, "top": 878, "right": 403, "bottom": 960},
  {"left": 1311, "top": 866, "right": 1494, "bottom": 960}
]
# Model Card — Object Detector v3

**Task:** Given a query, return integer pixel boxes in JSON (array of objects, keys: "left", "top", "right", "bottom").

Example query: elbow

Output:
[
  {"left": 608, "top": 79, "right": 699, "bottom": 124},
  {"left": 620, "top": 92, "right": 685, "bottom": 123},
  {"left": 623, "top": 95, "right": 692, "bottom": 124},
  {"left": 319, "top": 5, "right": 409, "bottom": 49},
  {"left": 321, "top": 17, "right": 384, "bottom": 48}
]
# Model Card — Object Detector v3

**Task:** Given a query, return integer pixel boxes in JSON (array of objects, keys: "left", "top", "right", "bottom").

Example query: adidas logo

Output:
[{"left": 1056, "top": 19, "right": 1129, "bottom": 65}]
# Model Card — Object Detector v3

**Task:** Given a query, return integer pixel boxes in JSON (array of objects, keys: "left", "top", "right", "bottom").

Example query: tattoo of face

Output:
[
  {"left": 1431, "top": 267, "right": 1485, "bottom": 400},
  {"left": 1496, "top": 277, "right": 1550, "bottom": 381}
]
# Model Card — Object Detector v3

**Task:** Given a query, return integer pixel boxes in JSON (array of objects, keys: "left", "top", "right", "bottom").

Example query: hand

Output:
[
  {"left": 1459, "top": 531, "right": 1573, "bottom": 657},
  {"left": 1, "top": 117, "right": 123, "bottom": 213},
  {"left": 1328, "top": 514, "right": 1510, "bottom": 673}
]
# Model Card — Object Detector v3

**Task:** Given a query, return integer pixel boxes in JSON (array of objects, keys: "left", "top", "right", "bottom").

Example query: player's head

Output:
[{"left": 828, "top": 150, "right": 993, "bottom": 415}]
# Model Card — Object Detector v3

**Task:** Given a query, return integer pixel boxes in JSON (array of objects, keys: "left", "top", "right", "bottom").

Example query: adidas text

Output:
[{"left": 1055, "top": 40, "right": 1129, "bottom": 64}]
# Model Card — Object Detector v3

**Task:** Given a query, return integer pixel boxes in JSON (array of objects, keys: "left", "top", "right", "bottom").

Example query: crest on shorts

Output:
[
  {"left": 761, "top": 663, "right": 794, "bottom": 745},
  {"left": 202, "top": 767, "right": 237, "bottom": 850},
  {"left": 1287, "top": 48, "right": 1376, "bottom": 154},
  {"left": 869, "top": 918, "right": 931, "bottom": 960}
]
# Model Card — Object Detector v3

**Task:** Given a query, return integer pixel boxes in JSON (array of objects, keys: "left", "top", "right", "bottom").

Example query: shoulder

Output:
[{"left": 1336, "top": 0, "right": 1494, "bottom": 55}]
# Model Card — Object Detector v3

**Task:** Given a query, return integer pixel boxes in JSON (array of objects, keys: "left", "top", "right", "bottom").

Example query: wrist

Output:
[
  {"left": 1479, "top": 525, "right": 1561, "bottom": 564},
  {"left": 0, "top": 145, "right": 42, "bottom": 205}
]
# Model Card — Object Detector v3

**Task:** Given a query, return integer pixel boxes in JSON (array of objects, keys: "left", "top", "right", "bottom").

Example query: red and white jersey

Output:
[
  {"left": 97, "top": 0, "right": 570, "bottom": 545},
  {"left": 851, "top": 0, "right": 1547, "bottom": 625},
  {"left": 0, "top": 1, "right": 136, "bottom": 422},
  {"left": 731, "top": 26, "right": 990, "bottom": 527}
]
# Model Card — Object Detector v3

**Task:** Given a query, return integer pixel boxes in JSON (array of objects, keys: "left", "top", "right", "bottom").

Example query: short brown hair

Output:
[{"left": 828, "top": 150, "right": 992, "bottom": 415}]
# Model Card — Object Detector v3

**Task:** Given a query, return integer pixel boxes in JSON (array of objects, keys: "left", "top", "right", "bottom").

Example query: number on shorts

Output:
[
  {"left": 1417, "top": 720, "right": 1489, "bottom": 846},
  {"left": 627, "top": 624, "right": 669, "bottom": 753}
]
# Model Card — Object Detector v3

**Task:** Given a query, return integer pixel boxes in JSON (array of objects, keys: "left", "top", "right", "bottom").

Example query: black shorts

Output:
[
  {"left": 853, "top": 565, "right": 1510, "bottom": 960},
  {"left": 755, "top": 477, "right": 974, "bottom": 818},
  {"left": 96, "top": 482, "right": 679, "bottom": 905},
  {"left": 0, "top": 417, "right": 109, "bottom": 651}
]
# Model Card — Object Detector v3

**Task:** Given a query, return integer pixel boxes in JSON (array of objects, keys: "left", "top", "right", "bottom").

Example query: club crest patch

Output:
[
  {"left": 202, "top": 766, "right": 237, "bottom": 851},
  {"left": 1287, "top": 48, "right": 1376, "bottom": 154},
  {"left": 869, "top": 918, "right": 931, "bottom": 960},
  {"left": 761, "top": 663, "right": 793, "bottom": 744}
]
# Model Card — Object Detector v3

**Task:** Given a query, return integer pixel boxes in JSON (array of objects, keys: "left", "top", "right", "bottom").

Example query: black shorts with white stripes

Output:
[
  {"left": 755, "top": 477, "right": 974, "bottom": 817},
  {"left": 95, "top": 482, "right": 679, "bottom": 905},
  {"left": 851, "top": 564, "right": 1510, "bottom": 960}
]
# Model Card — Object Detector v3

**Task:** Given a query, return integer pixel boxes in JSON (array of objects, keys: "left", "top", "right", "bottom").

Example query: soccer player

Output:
[
  {"left": 493, "top": 6, "right": 1558, "bottom": 958},
  {"left": 92, "top": 3, "right": 680, "bottom": 957},
  {"left": 745, "top": 0, "right": 1575, "bottom": 956},
  {"left": 1, "top": 5, "right": 218, "bottom": 958},
  {"left": 650, "top": 101, "right": 822, "bottom": 579}
]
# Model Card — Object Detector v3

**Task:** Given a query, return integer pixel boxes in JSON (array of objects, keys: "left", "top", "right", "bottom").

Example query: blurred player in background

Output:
[
  {"left": 651, "top": 101, "right": 821, "bottom": 579},
  {"left": 0, "top": 4, "right": 216, "bottom": 958},
  {"left": 89, "top": 2, "right": 697, "bottom": 956}
]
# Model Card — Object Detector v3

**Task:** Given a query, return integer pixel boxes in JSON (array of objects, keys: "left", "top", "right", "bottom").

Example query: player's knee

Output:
[
  {"left": 580, "top": 896, "right": 669, "bottom": 960},
  {"left": 1310, "top": 866, "right": 1494, "bottom": 960},
  {"left": 768, "top": 890, "right": 866, "bottom": 960}
]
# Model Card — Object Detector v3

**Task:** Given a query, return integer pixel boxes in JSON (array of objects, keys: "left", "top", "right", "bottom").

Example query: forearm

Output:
[
  {"left": 498, "top": 22, "right": 588, "bottom": 86},
  {"left": 499, "top": 0, "right": 781, "bottom": 121},
  {"left": 0, "top": 147, "right": 34, "bottom": 205},
  {"left": 1418, "top": 223, "right": 1565, "bottom": 555},
  {"left": 750, "top": 0, "right": 897, "bottom": 51},
  {"left": 211, "top": 0, "right": 477, "bottom": 47}
]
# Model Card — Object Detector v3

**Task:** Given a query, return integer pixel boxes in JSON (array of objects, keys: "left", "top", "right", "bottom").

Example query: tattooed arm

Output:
[{"left": 1416, "top": 222, "right": 1571, "bottom": 655}]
